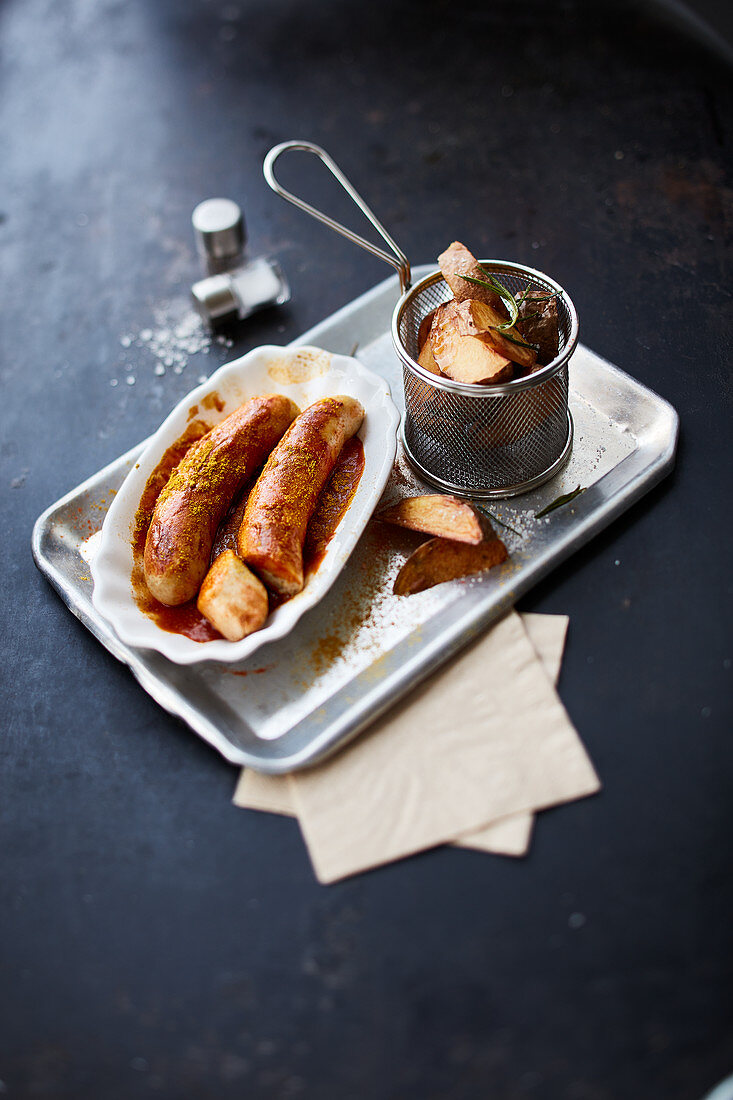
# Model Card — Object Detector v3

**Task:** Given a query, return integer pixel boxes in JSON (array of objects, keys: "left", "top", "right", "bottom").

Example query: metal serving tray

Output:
[{"left": 32, "top": 266, "right": 678, "bottom": 772}]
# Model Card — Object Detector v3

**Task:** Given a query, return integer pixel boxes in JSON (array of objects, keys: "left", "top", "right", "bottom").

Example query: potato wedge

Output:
[
  {"left": 393, "top": 534, "right": 508, "bottom": 596},
  {"left": 417, "top": 336, "right": 442, "bottom": 375},
  {"left": 430, "top": 303, "right": 513, "bottom": 384},
  {"left": 378, "top": 495, "right": 483, "bottom": 544},
  {"left": 517, "top": 290, "right": 560, "bottom": 366},
  {"left": 197, "top": 549, "right": 269, "bottom": 641},
  {"left": 417, "top": 310, "right": 436, "bottom": 354},
  {"left": 452, "top": 299, "right": 537, "bottom": 371},
  {"left": 438, "top": 241, "right": 509, "bottom": 317},
  {"left": 439, "top": 241, "right": 506, "bottom": 312}
]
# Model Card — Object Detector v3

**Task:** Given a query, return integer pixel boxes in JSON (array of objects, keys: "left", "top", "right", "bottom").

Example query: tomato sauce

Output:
[{"left": 304, "top": 437, "right": 365, "bottom": 574}]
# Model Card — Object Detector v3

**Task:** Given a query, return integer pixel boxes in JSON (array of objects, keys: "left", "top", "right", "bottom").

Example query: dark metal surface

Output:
[{"left": 2, "top": 1, "right": 731, "bottom": 1097}]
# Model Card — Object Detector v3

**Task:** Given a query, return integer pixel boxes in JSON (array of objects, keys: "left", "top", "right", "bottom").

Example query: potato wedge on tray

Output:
[
  {"left": 382, "top": 492, "right": 508, "bottom": 596},
  {"left": 393, "top": 534, "right": 508, "bottom": 596},
  {"left": 378, "top": 495, "right": 483, "bottom": 544}
]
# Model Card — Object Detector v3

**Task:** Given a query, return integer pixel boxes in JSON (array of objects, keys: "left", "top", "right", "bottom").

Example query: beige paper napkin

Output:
[
  {"left": 234, "top": 612, "right": 567, "bottom": 858},
  {"left": 290, "top": 609, "right": 598, "bottom": 883},
  {"left": 236, "top": 610, "right": 598, "bottom": 883},
  {"left": 455, "top": 611, "right": 566, "bottom": 856}
]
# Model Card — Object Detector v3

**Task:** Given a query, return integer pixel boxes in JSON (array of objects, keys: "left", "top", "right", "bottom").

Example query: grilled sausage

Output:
[
  {"left": 238, "top": 395, "right": 365, "bottom": 596},
  {"left": 144, "top": 394, "right": 299, "bottom": 606}
]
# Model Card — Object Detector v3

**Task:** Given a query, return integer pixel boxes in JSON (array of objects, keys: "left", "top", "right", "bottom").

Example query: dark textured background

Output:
[{"left": 1, "top": 1, "right": 731, "bottom": 1097}]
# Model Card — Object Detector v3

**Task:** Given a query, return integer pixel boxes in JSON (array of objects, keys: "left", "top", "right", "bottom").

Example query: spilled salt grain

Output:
[{"left": 119, "top": 299, "right": 218, "bottom": 379}]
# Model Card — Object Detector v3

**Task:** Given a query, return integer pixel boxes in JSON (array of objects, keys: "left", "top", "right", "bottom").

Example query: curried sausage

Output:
[
  {"left": 237, "top": 395, "right": 364, "bottom": 596},
  {"left": 144, "top": 393, "right": 299, "bottom": 606}
]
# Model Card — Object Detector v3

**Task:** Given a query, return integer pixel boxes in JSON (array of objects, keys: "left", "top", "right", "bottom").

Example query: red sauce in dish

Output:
[
  {"left": 147, "top": 599, "right": 222, "bottom": 643},
  {"left": 304, "top": 437, "right": 365, "bottom": 575}
]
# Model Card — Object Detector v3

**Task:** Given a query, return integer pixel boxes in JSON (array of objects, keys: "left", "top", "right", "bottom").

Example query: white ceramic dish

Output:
[{"left": 91, "top": 344, "right": 400, "bottom": 664}]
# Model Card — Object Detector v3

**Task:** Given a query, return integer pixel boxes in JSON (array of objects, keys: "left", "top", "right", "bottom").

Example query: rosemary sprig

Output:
[
  {"left": 460, "top": 272, "right": 561, "bottom": 328},
  {"left": 500, "top": 331, "right": 539, "bottom": 351},
  {"left": 535, "top": 485, "right": 586, "bottom": 518},
  {"left": 475, "top": 504, "right": 522, "bottom": 537},
  {"left": 458, "top": 273, "right": 519, "bottom": 329}
]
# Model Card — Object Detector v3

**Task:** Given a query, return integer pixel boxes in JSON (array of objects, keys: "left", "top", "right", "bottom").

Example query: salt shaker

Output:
[{"left": 190, "top": 198, "right": 290, "bottom": 328}]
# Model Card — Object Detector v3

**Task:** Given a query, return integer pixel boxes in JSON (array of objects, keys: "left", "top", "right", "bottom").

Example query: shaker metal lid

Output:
[
  {"left": 192, "top": 198, "right": 246, "bottom": 266},
  {"left": 190, "top": 273, "right": 240, "bottom": 326}
]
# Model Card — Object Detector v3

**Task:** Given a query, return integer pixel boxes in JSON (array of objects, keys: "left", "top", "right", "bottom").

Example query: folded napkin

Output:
[
  {"left": 235, "top": 613, "right": 565, "bottom": 854},
  {"left": 453, "top": 611, "right": 566, "bottom": 856},
  {"left": 234, "top": 610, "right": 600, "bottom": 883}
]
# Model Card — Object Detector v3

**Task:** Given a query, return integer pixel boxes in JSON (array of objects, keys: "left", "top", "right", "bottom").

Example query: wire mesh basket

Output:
[
  {"left": 393, "top": 263, "right": 576, "bottom": 497},
  {"left": 264, "top": 141, "right": 579, "bottom": 498}
]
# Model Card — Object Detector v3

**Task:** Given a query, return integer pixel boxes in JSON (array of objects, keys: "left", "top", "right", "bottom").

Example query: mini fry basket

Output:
[{"left": 264, "top": 141, "right": 579, "bottom": 499}]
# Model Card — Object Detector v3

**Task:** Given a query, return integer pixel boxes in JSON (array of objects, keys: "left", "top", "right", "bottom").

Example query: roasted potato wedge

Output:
[
  {"left": 417, "top": 334, "right": 442, "bottom": 374},
  {"left": 430, "top": 303, "right": 513, "bottom": 384},
  {"left": 452, "top": 299, "right": 537, "bottom": 371},
  {"left": 393, "top": 534, "right": 508, "bottom": 596},
  {"left": 439, "top": 241, "right": 509, "bottom": 317},
  {"left": 197, "top": 549, "right": 269, "bottom": 641},
  {"left": 417, "top": 310, "right": 435, "bottom": 354},
  {"left": 378, "top": 494, "right": 483, "bottom": 544}
]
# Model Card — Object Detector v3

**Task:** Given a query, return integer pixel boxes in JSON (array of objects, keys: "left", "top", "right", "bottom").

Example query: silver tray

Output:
[{"left": 32, "top": 266, "right": 678, "bottom": 772}]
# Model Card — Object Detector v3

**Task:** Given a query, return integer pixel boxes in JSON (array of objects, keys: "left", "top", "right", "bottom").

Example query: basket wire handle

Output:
[{"left": 264, "top": 141, "right": 411, "bottom": 293}]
